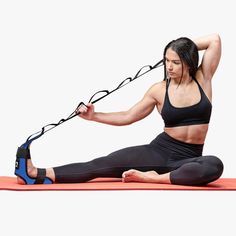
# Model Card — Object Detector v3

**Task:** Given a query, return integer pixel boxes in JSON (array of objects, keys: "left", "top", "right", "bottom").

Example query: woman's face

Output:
[{"left": 165, "top": 48, "right": 189, "bottom": 79}]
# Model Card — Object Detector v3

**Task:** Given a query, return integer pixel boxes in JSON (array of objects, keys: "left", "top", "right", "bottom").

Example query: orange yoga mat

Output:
[{"left": 1, "top": 176, "right": 236, "bottom": 191}]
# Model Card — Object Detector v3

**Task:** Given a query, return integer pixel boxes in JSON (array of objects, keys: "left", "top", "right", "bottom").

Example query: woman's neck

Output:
[{"left": 171, "top": 75, "right": 192, "bottom": 86}]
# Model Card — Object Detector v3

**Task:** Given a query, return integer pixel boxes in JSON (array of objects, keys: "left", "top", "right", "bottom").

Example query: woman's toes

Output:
[
  {"left": 122, "top": 169, "right": 136, "bottom": 178},
  {"left": 122, "top": 169, "right": 141, "bottom": 182},
  {"left": 122, "top": 169, "right": 159, "bottom": 183}
]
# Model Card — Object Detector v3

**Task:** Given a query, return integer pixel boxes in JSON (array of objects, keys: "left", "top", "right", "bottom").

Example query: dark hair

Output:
[{"left": 163, "top": 37, "right": 199, "bottom": 81}]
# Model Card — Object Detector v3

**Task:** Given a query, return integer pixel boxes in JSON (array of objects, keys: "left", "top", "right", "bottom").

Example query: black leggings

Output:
[{"left": 53, "top": 132, "right": 224, "bottom": 186}]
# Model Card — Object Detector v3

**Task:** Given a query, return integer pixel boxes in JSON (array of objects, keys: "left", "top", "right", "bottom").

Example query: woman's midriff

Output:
[{"left": 164, "top": 124, "right": 209, "bottom": 145}]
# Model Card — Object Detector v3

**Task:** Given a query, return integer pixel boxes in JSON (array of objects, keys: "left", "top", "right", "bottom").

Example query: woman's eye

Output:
[{"left": 174, "top": 61, "right": 180, "bottom": 65}]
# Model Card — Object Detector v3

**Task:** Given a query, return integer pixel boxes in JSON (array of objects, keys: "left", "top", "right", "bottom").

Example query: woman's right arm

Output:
[{"left": 77, "top": 84, "right": 159, "bottom": 126}]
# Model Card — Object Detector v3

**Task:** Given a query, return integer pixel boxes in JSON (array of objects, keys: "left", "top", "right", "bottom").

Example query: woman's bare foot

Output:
[
  {"left": 17, "top": 159, "right": 55, "bottom": 184},
  {"left": 122, "top": 169, "right": 171, "bottom": 184},
  {"left": 122, "top": 169, "right": 159, "bottom": 183}
]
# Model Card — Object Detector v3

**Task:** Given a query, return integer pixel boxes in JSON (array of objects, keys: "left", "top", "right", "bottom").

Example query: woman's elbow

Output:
[{"left": 212, "top": 33, "right": 221, "bottom": 44}]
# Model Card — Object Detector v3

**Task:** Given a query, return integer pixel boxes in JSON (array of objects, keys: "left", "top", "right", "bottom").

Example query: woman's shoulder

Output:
[
  {"left": 149, "top": 80, "right": 166, "bottom": 91},
  {"left": 146, "top": 80, "right": 166, "bottom": 103}
]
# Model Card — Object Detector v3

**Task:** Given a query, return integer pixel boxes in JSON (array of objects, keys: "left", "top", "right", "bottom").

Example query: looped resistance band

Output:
[{"left": 22, "top": 59, "right": 163, "bottom": 149}]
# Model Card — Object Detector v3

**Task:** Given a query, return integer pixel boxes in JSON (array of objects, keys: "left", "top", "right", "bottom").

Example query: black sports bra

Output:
[{"left": 161, "top": 77, "right": 212, "bottom": 127}]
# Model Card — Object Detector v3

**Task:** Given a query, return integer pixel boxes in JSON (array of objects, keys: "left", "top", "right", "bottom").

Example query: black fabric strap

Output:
[
  {"left": 16, "top": 147, "right": 31, "bottom": 159},
  {"left": 35, "top": 168, "right": 46, "bottom": 184},
  {"left": 25, "top": 59, "right": 164, "bottom": 144}
]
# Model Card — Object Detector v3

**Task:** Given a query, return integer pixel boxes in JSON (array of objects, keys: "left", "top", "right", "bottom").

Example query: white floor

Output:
[{"left": 1, "top": 190, "right": 235, "bottom": 236}]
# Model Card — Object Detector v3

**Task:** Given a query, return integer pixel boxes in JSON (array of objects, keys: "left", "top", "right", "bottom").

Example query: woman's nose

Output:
[{"left": 167, "top": 63, "right": 173, "bottom": 71}]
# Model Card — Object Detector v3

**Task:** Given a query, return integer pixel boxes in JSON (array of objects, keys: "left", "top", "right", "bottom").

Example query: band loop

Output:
[{"left": 24, "top": 59, "right": 163, "bottom": 144}]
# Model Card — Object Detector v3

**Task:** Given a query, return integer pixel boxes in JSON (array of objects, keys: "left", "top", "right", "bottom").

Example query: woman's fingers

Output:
[
  {"left": 76, "top": 103, "right": 88, "bottom": 114},
  {"left": 80, "top": 105, "right": 88, "bottom": 113},
  {"left": 76, "top": 103, "right": 94, "bottom": 120}
]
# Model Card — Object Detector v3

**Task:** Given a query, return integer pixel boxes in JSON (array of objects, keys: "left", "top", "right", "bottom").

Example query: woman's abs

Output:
[{"left": 164, "top": 124, "right": 209, "bottom": 144}]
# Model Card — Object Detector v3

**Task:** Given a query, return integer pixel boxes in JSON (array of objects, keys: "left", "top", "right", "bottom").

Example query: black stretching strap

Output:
[
  {"left": 16, "top": 147, "right": 31, "bottom": 159},
  {"left": 24, "top": 59, "right": 164, "bottom": 147},
  {"left": 15, "top": 59, "right": 164, "bottom": 184}
]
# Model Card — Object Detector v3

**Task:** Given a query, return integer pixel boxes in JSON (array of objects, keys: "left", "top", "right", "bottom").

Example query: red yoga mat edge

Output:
[{"left": 1, "top": 176, "right": 236, "bottom": 191}]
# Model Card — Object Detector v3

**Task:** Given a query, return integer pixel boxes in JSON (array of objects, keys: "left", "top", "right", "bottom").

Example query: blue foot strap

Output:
[{"left": 15, "top": 146, "right": 53, "bottom": 185}]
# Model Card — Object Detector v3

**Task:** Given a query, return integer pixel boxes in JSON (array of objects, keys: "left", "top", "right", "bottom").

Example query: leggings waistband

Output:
[
  {"left": 161, "top": 132, "right": 204, "bottom": 147},
  {"left": 151, "top": 132, "right": 204, "bottom": 157}
]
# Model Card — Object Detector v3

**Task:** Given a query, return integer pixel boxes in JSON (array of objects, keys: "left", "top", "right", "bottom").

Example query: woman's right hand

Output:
[{"left": 76, "top": 103, "right": 95, "bottom": 121}]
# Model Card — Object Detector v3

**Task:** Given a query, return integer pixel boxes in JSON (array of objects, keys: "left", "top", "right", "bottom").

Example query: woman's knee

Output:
[{"left": 204, "top": 155, "right": 224, "bottom": 180}]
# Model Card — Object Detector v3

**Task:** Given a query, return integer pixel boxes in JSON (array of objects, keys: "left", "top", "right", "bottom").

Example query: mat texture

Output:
[{"left": 1, "top": 176, "right": 236, "bottom": 191}]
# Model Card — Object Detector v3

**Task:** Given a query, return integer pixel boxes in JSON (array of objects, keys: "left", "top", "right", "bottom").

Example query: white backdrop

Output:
[{"left": 0, "top": 1, "right": 235, "bottom": 236}]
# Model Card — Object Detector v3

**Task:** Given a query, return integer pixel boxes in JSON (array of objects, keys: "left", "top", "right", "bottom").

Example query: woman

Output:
[{"left": 17, "top": 33, "right": 224, "bottom": 186}]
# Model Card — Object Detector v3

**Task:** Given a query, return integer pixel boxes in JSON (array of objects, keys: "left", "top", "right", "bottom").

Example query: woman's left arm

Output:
[{"left": 194, "top": 33, "right": 222, "bottom": 80}]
